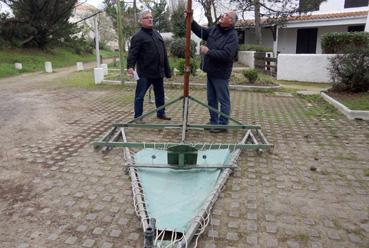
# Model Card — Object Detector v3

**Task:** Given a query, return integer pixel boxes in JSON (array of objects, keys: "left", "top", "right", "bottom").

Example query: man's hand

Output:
[
  {"left": 127, "top": 68, "right": 134, "bottom": 77},
  {"left": 184, "top": 10, "right": 193, "bottom": 21},
  {"left": 200, "top": 45, "right": 209, "bottom": 55}
]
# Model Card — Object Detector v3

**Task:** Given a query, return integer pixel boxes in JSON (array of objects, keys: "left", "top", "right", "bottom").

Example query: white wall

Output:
[
  {"left": 277, "top": 24, "right": 363, "bottom": 54},
  {"left": 238, "top": 51, "right": 255, "bottom": 68},
  {"left": 277, "top": 54, "right": 335, "bottom": 83},
  {"left": 277, "top": 28, "right": 297, "bottom": 54}
]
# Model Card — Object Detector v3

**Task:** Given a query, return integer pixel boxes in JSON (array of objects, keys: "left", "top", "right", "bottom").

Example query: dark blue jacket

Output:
[
  {"left": 191, "top": 21, "right": 239, "bottom": 79},
  {"left": 127, "top": 28, "right": 171, "bottom": 79}
]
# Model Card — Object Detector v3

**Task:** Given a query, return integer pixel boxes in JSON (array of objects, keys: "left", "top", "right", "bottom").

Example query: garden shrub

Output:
[
  {"left": 170, "top": 38, "right": 196, "bottom": 58},
  {"left": 321, "top": 32, "right": 369, "bottom": 54},
  {"left": 328, "top": 48, "right": 369, "bottom": 92},
  {"left": 176, "top": 58, "right": 198, "bottom": 76},
  {"left": 242, "top": 69, "right": 258, "bottom": 83},
  {"left": 64, "top": 35, "right": 94, "bottom": 54},
  {"left": 239, "top": 44, "right": 272, "bottom": 52}
]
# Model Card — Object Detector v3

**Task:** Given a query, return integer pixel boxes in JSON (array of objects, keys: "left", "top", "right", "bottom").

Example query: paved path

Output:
[{"left": 0, "top": 68, "right": 368, "bottom": 248}]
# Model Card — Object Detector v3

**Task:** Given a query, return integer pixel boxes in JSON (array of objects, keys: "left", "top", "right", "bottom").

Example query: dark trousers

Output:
[
  {"left": 134, "top": 77, "right": 166, "bottom": 118},
  {"left": 207, "top": 76, "right": 230, "bottom": 125}
]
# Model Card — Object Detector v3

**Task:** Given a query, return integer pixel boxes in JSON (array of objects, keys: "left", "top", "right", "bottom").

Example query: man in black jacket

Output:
[
  {"left": 191, "top": 11, "right": 239, "bottom": 133},
  {"left": 127, "top": 10, "right": 171, "bottom": 123}
]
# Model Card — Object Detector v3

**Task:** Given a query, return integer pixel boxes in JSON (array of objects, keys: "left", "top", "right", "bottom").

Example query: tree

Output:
[
  {"left": 143, "top": 0, "right": 171, "bottom": 32},
  {"left": 194, "top": 0, "right": 216, "bottom": 26},
  {"left": 170, "top": 4, "right": 186, "bottom": 37},
  {"left": 103, "top": 0, "right": 139, "bottom": 44},
  {"left": 232, "top": 0, "right": 326, "bottom": 45},
  {"left": 1, "top": 0, "right": 78, "bottom": 48}
]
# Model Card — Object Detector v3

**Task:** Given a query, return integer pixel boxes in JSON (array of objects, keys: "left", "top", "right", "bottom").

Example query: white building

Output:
[{"left": 236, "top": 0, "right": 369, "bottom": 54}]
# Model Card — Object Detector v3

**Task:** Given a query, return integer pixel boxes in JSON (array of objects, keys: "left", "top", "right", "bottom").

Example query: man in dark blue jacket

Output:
[
  {"left": 191, "top": 11, "right": 239, "bottom": 133},
  {"left": 127, "top": 10, "right": 171, "bottom": 123}
]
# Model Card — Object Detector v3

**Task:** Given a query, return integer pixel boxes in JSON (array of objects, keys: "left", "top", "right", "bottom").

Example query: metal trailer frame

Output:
[
  {"left": 94, "top": 0, "right": 273, "bottom": 246},
  {"left": 93, "top": 95, "right": 273, "bottom": 247}
]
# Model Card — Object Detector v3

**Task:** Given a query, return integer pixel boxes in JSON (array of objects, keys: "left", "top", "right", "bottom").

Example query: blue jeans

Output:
[
  {"left": 207, "top": 76, "right": 230, "bottom": 125},
  {"left": 134, "top": 77, "right": 166, "bottom": 118}
]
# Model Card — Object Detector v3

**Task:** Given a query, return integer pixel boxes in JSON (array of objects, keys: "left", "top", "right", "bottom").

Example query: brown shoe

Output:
[
  {"left": 157, "top": 115, "right": 171, "bottom": 120},
  {"left": 210, "top": 128, "right": 228, "bottom": 133},
  {"left": 133, "top": 118, "right": 145, "bottom": 124}
]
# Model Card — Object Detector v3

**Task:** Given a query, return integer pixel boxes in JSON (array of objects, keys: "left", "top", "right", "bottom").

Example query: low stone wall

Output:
[
  {"left": 238, "top": 51, "right": 255, "bottom": 69},
  {"left": 277, "top": 54, "right": 335, "bottom": 83}
]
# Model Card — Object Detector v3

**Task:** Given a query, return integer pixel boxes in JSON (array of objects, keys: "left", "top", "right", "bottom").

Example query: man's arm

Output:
[
  {"left": 206, "top": 32, "right": 239, "bottom": 62},
  {"left": 191, "top": 20, "right": 209, "bottom": 41},
  {"left": 127, "top": 34, "right": 141, "bottom": 75}
]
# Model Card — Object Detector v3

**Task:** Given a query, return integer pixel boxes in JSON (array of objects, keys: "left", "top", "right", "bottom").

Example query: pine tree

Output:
[{"left": 2, "top": 0, "right": 78, "bottom": 48}]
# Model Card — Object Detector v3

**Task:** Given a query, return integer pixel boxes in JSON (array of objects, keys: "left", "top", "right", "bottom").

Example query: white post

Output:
[
  {"left": 76, "top": 62, "right": 84, "bottom": 71},
  {"left": 95, "top": 16, "right": 101, "bottom": 68},
  {"left": 45, "top": 62, "right": 53, "bottom": 73},
  {"left": 101, "top": 63, "right": 108, "bottom": 75},
  {"left": 15, "top": 63, "right": 22, "bottom": 70},
  {"left": 365, "top": 10, "right": 369, "bottom": 32},
  {"left": 94, "top": 68, "right": 104, "bottom": 84},
  {"left": 273, "top": 26, "right": 279, "bottom": 57}
]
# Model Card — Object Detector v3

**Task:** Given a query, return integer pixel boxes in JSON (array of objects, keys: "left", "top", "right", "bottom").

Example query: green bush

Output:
[
  {"left": 176, "top": 58, "right": 198, "bottom": 76},
  {"left": 242, "top": 69, "right": 258, "bottom": 83},
  {"left": 328, "top": 49, "right": 369, "bottom": 92},
  {"left": 321, "top": 32, "right": 369, "bottom": 54},
  {"left": 239, "top": 44, "right": 272, "bottom": 52},
  {"left": 170, "top": 38, "right": 196, "bottom": 58},
  {"left": 64, "top": 35, "right": 94, "bottom": 55}
]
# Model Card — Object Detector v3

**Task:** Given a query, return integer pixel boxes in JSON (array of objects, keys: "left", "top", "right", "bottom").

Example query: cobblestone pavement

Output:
[{"left": 0, "top": 71, "right": 369, "bottom": 248}]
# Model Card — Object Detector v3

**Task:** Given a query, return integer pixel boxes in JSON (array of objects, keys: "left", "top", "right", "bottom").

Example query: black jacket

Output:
[
  {"left": 191, "top": 21, "right": 239, "bottom": 79},
  {"left": 127, "top": 28, "right": 171, "bottom": 79}
]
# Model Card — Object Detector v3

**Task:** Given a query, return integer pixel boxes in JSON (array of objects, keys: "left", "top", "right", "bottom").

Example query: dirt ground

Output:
[{"left": 0, "top": 63, "right": 369, "bottom": 248}]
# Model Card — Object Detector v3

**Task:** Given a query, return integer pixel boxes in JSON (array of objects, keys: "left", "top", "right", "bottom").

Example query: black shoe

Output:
[
  {"left": 204, "top": 122, "right": 215, "bottom": 130},
  {"left": 157, "top": 115, "right": 171, "bottom": 120},
  {"left": 210, "top": 128, "right": 228, "bottom": 133}
]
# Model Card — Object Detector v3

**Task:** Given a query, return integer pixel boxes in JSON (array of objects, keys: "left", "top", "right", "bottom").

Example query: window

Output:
[
  {"left": 344, "top": 0, "right": 368, "bottom": 8},
  {"left": 299, "top": 0, "right": 320, "bottom": 12},
  {"left": 348, "top": 25, "right": 365, "bottom": 32}
]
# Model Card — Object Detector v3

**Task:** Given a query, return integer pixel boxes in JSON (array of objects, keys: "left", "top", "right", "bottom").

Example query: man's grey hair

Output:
[
  {"left": 231, "top": 11, "right": 238, "bottom": 25},
  {"left": 139, "top": 10, "right": 151, "bottom": 20}
]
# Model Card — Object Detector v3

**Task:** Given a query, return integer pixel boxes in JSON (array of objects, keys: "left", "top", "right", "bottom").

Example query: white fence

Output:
[{"left": 277, "top": 54, "right": 335, "bottom": 83}]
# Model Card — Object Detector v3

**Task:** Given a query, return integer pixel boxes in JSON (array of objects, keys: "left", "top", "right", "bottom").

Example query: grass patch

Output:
[
  {"left": 0, "top": 47, "right": 115, "bottom": 78},
  {"left": 278, "top": 80, "right": 332, "bottom": 90},
  {"left": 299, "top": 95, "right": 338, "bottom": 119},
  {"left": 327, "top": 92, "right": 369, "bottom": 110},
  {"left": 335, "top": 153, "right": 358, "bottom": 161},
  {"left": 364, "top": 169, "right": 369, "bottom": 177},
  {"left": 59, "top": 70, "right": 126, "bottom": 91},
  {"left": 295, "top": 233, "right": 309, "bottom": 243}
]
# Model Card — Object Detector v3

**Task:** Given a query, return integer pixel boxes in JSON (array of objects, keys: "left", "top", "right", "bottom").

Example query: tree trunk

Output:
[{"left": 254, "top": 0, "right": 262, "bottom": 45}]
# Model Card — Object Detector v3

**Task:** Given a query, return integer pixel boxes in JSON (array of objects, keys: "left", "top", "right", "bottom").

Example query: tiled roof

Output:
[
  {"left": 75, "top": 3, "right": 98, "bottom": 12},
  {"left": 236, "top": 11, "right": 368, "bottom": 27}
]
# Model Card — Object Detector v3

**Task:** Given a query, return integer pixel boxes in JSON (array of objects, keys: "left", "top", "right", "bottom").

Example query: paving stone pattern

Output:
[{"left": 2, "top": 85, "right": 369, "bottom": 248}]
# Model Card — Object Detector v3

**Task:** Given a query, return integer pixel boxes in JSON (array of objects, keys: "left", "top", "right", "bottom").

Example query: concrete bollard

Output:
[
  {"left": 76, "top": 62, "right": 84, "bottom": 71},
  {"left": 101, "top": 63, "right": 108, "bottom": 76},
  {"left": 15, "top": 63, "right": 22, "bottom": 70},
  {"left": 45, "top": 61, "right": 53, "bottom": 73},
  {"left": 94, "top": 68, "right": 104, "bottom": 84}
]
